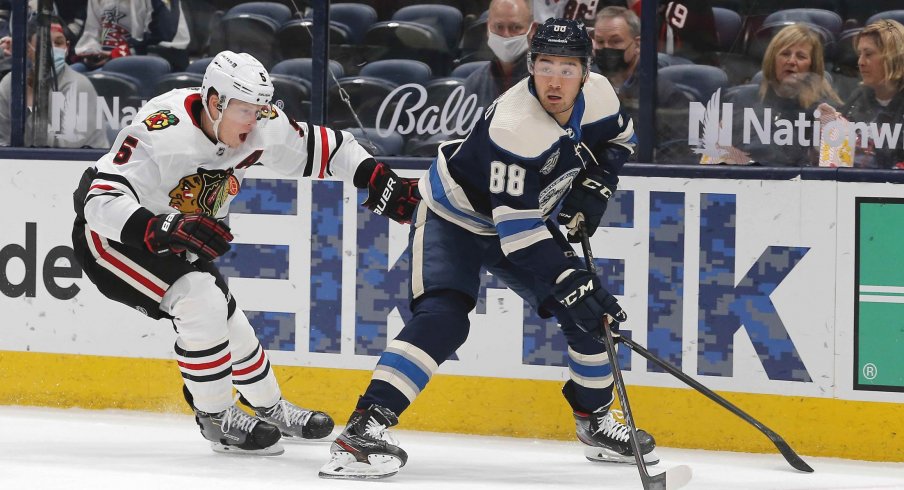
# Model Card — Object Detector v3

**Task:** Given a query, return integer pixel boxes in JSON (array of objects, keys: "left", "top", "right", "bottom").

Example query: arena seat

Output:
[
  {"left": 658, "top": 65, "right": 729, "bottom": 102},
  {"left": 391, "top": 4, "right": 463, "bottom": 51},
  {"left": 153, "top": 72, "right": 203, "bottom": 96},
  {"left": 102, "top": 56, "right": 172, "bottom": 99},
  {"left": 360, "top": 59, "right": 432, "bottom": 86}
]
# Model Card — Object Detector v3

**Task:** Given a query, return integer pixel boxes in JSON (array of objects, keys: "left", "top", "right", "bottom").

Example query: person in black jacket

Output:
[
  {"left": 838, "top": 19, "right": 904, "bottom": 169},
  {"left": 729, "top": 23, "right": 841, "bottom": 166}
]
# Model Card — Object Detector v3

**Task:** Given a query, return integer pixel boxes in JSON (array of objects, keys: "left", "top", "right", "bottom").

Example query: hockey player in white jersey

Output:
[
  {"left": 71, "top": 50, "right": 419, "bottom": 455},
  {"left": 319, "top": 18, "right": 658, "bottom": 479}
]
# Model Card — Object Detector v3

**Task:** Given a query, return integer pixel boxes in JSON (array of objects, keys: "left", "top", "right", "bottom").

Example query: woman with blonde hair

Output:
[
  {"left": 730, "top": 23, "right": 841, "bottom": 165},
  {"left": 839, "top": 19, "right": 904, "bottom": 168}
]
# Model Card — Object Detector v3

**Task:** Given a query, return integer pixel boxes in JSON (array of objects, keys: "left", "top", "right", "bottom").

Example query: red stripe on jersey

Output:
[
  {"left": 318, "top": 126, "right": 329, "bottom": 178},
  {"left": 178, "top": 352, "right": 232, "bottom": 371},
  {"left": 184, "top": 92, "right": 203, "bottom": 129},
  {"left": 89, "top": 184, "right": 116, "bottom": 191},
  {"left": 90, "top": 231, "right": 167, "bottom": 298},
  {"left": 232, "top": 349, "right": 266, "bottom": 376}
]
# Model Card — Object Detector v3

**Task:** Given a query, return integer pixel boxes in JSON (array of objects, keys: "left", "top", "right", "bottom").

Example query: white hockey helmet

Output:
[{"left": 201, "top": 50, "right": 274, "bottom": 110}]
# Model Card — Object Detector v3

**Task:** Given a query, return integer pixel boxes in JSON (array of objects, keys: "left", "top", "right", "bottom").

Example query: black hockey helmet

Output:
[{"left": 528, "top": 18, "right": 593, "bottom": 74}]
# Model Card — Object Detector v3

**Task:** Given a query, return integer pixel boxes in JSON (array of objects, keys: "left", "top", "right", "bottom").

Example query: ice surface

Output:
[{"left": 1, "top": 406, "right": 901, "bottom": 490}]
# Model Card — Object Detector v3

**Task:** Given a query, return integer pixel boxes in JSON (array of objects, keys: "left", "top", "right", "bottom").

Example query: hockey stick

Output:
[
  {"left": 578, "top": 226, "right": 813, "bottom": 474},
  {"left": 617, "top": 336, "right": 813, "bottom": 473},
  {"left": 578, "top": 223, "right": 692, "bottom": 490}
]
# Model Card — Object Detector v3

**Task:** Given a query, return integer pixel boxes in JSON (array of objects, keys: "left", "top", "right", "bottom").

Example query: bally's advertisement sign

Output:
[{"left": 0, "top": 160, "right": 902, "bottom": 404}]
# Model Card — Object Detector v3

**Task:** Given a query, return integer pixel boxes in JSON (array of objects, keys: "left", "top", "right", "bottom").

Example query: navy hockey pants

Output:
[{"left": 358, "top": 204, "right": 617, "bottom": 416}]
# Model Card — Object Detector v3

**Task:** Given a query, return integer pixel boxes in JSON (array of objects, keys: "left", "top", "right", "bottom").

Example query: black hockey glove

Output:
[
  {"left": 361, "top": 161, "right": 420, "bottom": 224},
  {"left": 144, "top": 213, "right": 234, "bottom": 261},
  {"left": 556, "top": 169, "right": 617, "bottom": 243},
  {"left": 552, "top": 269, "right": 627, "bottom": 342}
]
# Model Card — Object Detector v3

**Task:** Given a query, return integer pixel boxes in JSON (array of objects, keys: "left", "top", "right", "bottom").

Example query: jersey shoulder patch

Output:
[
  {"left": 142, "top": 109, "right": 180, "bottom": 131},
  {"left": 488, "top": 79, "right": 564, "bottom": 160},
  {"left": 580, "top": 73, "right": 622, "bottom": 126}
]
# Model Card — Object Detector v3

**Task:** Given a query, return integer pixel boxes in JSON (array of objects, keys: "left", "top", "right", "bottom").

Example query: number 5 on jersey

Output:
[{"left": 489, "top": 161, "right": 525, "bottom": 196}]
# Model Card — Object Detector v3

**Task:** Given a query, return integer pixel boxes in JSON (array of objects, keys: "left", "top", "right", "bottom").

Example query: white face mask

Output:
[
  {"left": 52, "top": 47, "right": 67, "bottom": 73},
  {"left": 487, "top": 31, "right": 530, "bottom": 63}
]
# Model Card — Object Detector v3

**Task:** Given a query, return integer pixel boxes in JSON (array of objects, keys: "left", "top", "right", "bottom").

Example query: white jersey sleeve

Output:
[{"left": 259, "top": 112, "right": 374, "bottom": 183}]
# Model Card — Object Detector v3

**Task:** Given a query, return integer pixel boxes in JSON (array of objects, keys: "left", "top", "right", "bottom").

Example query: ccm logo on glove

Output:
[
  {"left": 579, "top": 176, "right": 613, "bottom": 199},
  {"left": 560, "top": 277, "right": 595, "bottom": 306}
]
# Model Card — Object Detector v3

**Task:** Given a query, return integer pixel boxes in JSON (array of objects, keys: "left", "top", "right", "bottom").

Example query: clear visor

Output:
[
  {"left": 221, "top": 99, "right": 272, "bottom": 126},
  {"left": 531, "top": 59, "right": 585, "bottom": 79}
]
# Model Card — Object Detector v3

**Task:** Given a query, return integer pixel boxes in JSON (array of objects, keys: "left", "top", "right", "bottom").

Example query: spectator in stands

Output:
[
  {"left": 729, "top": 24, "right": 841, "bottom": 166},
  {"left": 75, "top": 0, "right": 190, "bottom": 71},
  {"left": 836, "top": 19, "right": 904, "bottom": 169},
  {"left": 533, "top": 0, "right": 601, "bottom": 24},
  {"left": 592, "top": 6, "right": 689, "bottom": 161},
  {"left": 626, "top": 0, "right": 718, "bottom": 66},
  {"left": 0, "top": 16, "right": 109, "bottom": 148},
  {"left": 464, "top": 0, "right": 536, "bottom": 110}
]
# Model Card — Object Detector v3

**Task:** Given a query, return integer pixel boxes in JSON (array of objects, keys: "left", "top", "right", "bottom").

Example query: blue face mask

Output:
[{"left": 52, "top": 47, "right": 67, "bottom": 73}]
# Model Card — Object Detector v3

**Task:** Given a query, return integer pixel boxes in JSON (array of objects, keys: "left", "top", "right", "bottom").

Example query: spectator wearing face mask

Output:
[
  {"left": 593, "top": 6, "right": 689, "bottom": 161},
  {"left": 463, "top": 0, "right": 537, "bottom": 111},
  {"left": 0, "top": 17, "right": 109, "bottom": 148}
]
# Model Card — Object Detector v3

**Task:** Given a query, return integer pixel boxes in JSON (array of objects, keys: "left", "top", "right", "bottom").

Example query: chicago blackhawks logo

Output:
[
  {"left": 259, "top": 105, "right": 279, "bottom": 120},
  {"left": 143, "top": 110, "right": 180, "bottom": 131},
  {"left": 168, "top": 168, "right": 239, "bottom": 215}
]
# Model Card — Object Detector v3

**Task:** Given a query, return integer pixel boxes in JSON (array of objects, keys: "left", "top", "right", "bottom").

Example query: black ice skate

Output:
[
  {"left": 574, "top": 407, "right": 659, "bottom": 465},
  {"left": 318, "top": 405, "right": 408, "bottom": 479},
  {"left": 194, "top": 404, "right": 284, "bottom": 456},
  {"left": 253, "top": 398, "right": 335, "bottom": 441}
]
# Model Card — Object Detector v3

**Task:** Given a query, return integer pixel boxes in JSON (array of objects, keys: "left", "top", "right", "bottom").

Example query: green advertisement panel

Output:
[{"left": 856, "top": 198, "right": 904, "bottom": 392}]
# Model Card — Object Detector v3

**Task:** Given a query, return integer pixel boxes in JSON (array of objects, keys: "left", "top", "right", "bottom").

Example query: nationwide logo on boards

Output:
[{"left": 688, "top": 89, "right": 904, "bottom": 164}]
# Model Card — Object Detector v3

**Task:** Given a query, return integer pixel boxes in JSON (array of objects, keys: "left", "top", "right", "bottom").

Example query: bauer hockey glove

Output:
[
  {"left": 557, "top": 168, "right": 617, "bottom": 243},
  {"left": 144, "top": 213, "right": 234, "bottom": 261},
  {"left": 360, "top": 161, "right": 420, "bottom": 224},
  {"left": 552, "top": 269, "right": 627, "bottom": 342}
]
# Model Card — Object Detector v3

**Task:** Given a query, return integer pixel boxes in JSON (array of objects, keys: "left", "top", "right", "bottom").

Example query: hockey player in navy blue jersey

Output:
[{"left": 319, "top": 18, "right": 658, "bottom": 479}]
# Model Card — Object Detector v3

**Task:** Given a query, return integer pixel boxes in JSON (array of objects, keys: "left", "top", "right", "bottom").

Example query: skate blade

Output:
[
  {"left": 278, "top": 431, "right": 336, "bottom": 443},
  {"left": 210, "top": 441, "right": 285, "bottom": 456},
  {"left": 584, "top": 446, "right": 660, "bottom": 466},
  {"left": 318, "top": 451, "right": 402, "bottom": 479}
]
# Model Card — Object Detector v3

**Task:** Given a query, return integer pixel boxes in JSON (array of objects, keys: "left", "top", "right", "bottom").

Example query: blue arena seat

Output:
[
  {"left": 86, "top": 71, "right": 143, "bottom": 109},
  {"left": 713, "top": 7, "right": 743, "bottom": 52},
  {"left": 392, "top": 4, "right": 463, "bottom": 51},
  {"left": 329, "top": 3, "right": 378, "bottom": 44},
  {"left": 210, "top": 12, "right": 281, "bottom": 69},
  {"left": 360, "top": 59, "right": 432, "bottom": 86},
  {"left": 270, "top": 58, "right": 345, "bottom": 86},
  {"left": 186, "top": 57, "right": 213, "bottom": 75},
  {"left": 344, "top": 127, "right": 405, "bottom": 156},
  {"left": 102, "top": 56, "right": 172, "bottom": 99},
  {"left": 327, "top": 76, "right": 398, "bottom": 128},
  {"left": 866, "top": 11, "right": 904, "bottom": 28},
  {"left": 363, "top": 21, "right": 453, "bottom": 76},
  {"left": 450, "top": 60, "right": 489, "bottom": 79},
  {"left": 270, "top": 74, "right": 311, "bottom": 122},
  {"left": 658, "top": 65, "right": 728, "bottom": 102},
  {"left": 657, "top": 53, "right": 694, "bottom": 68},
  {"left": 153, "top": 72, "right": 204, "bottom": 96},
  {"left": 226, "top": 2, "right": 293, "bottom": 25},
  {"left": 276, "top": 19, "right": 351, "bottom": 60},
  {"left": 762, "top": 9, "right": 842, "bottom": 37}
]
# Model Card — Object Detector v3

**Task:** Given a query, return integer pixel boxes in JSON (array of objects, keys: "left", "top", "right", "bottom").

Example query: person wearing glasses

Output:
[{"left": 320, "top": 18, "right": 658, "bottom": 480}]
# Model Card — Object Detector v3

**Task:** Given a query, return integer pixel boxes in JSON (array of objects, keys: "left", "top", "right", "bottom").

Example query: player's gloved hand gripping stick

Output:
[
  {"left": 144, "top": 213, "right": 234, "bottom": 261},
  {"left": 576, "top": 224, "right": 812, "bottom": 489},
  {"left": 359, "top": 161, "right": 420, "bottom": 224},
  {"left": 557, "top": 167, "right": 616, "bottom": 243}
]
